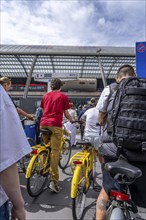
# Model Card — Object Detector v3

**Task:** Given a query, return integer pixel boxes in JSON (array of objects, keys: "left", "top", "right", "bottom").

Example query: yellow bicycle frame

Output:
[
  {"left": 70, "top": 147, "right": 95, "bottom": 198},
  {"left": 25, "top": 145, "right": 50, "bottom": 178},
  {"left": 26, "top": 127, "right": 70, "bottom": 179}
]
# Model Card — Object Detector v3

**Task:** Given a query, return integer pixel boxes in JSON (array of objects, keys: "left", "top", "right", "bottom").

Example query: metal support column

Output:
[
  {"left": 23, "top": 55, "right": 38, "bottom": 98},
  {"left": 97, "top": 55, "right": 107, "bottom": 88}
]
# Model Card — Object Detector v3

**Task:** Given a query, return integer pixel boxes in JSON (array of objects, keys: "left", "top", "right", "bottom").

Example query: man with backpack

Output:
[{"left": 96, "top": 65, "right": 146, "bottom": 220}]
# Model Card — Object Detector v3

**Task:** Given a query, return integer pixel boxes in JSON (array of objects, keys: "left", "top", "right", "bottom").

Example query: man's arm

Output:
[
  {"left": 98, "top": 111, "right": 107, "bottom": 126},
  {"left": 17, "top": 107, "right": 33, "bottom": 120},
  {"left": 96, "top": 86, "right": 110, "bottom": 126},
  {"left": 0, "top": 164, "right": 26, "bottom": 220}
]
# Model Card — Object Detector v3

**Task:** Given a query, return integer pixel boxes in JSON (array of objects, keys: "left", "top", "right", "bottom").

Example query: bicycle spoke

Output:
[
  {"left": 29, "top": 174, "right": 47, "bottom": 193},
  {"left": 19, "top": 153, "right": 32, "bottom": 173},
  {"left": 72, "top": 166, "right": 86, "bottom": 220},
  {"left": 75, "top": 188, "right": 86, "bottom": 219},
  {"left": 27, "top": 150, "right": 50, "bottom": 197}
]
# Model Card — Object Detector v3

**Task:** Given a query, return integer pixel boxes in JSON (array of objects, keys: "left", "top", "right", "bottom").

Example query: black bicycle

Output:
[{"left": 105, "top": 155, "right": 142, "bottom": 220}]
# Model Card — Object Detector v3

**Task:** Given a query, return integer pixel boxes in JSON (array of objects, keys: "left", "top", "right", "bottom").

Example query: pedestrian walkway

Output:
[
  {"left": 20, "top": 146, "right": 102, "bottom": 220},
  {"left": 20, "top": 134, "right": 146, "bottom": 220}
]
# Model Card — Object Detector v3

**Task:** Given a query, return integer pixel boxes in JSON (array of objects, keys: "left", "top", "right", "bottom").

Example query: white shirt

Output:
[
  {"left": 68, "top": 108, "right": 77, "bottom": 120},
  {"left": 0, "top": 85, "right": 32, "bottom": 206},
  {"left": 96, "top": 86, "right": 110, "bottom": 112},
  {"left": 63, "top": 108, "right": 77, "bottom": 124},
  {"left": 81, "top": 107, "right": 100, "bottom": 137}
]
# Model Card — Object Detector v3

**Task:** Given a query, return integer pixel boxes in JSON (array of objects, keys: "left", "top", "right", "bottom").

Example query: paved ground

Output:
[
  {"left": 19, "top": 137, "right": 146, "bottom": 220},
  {"left": 20, "top": 145, "right": 101, "bottom": 220}
]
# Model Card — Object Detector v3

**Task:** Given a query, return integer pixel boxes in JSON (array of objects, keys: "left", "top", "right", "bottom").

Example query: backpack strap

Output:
[
  {"left": 116, "top": 138, "right": 128, "bottom": 158},
  {"left": 126, "top": 88, "right": 146, "bottom": 96},
  {"left": 109, "top": 82, "right": 119, "bottom": 97}
]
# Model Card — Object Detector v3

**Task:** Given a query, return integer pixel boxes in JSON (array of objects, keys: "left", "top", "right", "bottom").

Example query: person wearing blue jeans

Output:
[{"left": 0, "top": 201, "right": 9, "bottom": 220}]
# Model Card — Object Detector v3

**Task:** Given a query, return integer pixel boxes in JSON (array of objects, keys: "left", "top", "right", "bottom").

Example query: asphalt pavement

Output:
[
  {"left": 20, "top": 145, "right": 101, "bottom": 220},
  {"left": 19, "top": 136, "right": 146, "bottom": 220}
]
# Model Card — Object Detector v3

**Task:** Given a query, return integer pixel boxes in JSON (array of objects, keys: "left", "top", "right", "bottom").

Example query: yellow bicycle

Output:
[
  {"left": 19, "top": 137, "right": 35, "bottom": 173},
  {"left": 70, "top": 139, "right": 99, "bottom": 220},
  {"left": 25, "top": 127, "right": 71, "bottom": 197},
  {"left": 59, "top": 125, "right": 71, "bottom": 169}
]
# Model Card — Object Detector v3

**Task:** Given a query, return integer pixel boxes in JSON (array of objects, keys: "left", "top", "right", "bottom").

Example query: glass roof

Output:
[{"left": 0, "top": 45, "right": 135, "bottom": 80}]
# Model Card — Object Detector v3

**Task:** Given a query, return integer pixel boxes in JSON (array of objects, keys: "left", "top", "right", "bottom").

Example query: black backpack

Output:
[{"left": 107, "top": 77, "right": 146, "bottom": 152}]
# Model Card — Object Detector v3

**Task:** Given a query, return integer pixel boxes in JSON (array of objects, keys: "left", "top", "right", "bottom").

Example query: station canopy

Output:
[{"left": 0, "top": 44, "right": 135, "bottom": 81}]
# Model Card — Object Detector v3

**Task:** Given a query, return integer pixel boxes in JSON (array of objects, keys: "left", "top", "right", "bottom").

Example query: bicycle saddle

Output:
[
  {"left": 105, "top": 156, "right": 142, "bottom": 179},
  {"left": 40, "top": 128, "right": 52, "bottom": 136}
]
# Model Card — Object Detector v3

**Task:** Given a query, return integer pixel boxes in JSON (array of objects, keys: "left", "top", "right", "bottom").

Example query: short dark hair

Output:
[
  {"left": 69, "top": 102, "right": 74, "bottom": 108},
  {"left": 117, "top": 64, "right": 135, "bottom": 78},
  {"left": 50, "top": 78, "right": 63, "bottom": 90}
]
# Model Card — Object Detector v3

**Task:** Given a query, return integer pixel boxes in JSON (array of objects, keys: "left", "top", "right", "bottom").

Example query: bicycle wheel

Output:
[
  {"left": 27, "top": 149, "right": 50, "bottom": 197},
  {"left": 59, "top": 139, "right": 71, "bottom": 169},
  {"left": 19, "top": 154, "right": 32, "bottom": 173},
  {"left": 108, "top": 207, "right": 125, "bottom": 220},
  {"left": 19, "top": 138, "right": 35, "bottom": 173},
  {"left": 72, "top": 166, "right": 86, "bottom": 220}
]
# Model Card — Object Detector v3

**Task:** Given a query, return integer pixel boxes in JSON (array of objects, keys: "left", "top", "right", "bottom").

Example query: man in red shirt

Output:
[{"left": 40, "top": 78, "right": 73, "bottom": 193}]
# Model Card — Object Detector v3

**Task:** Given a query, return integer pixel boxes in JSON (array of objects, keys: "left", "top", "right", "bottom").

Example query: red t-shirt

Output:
[{"left": 40, "top": 91, "right": 70, "bottom": 127}]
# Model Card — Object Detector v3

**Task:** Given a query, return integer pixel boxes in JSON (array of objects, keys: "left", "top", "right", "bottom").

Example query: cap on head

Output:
[{"left": 50, "top": 78, "right": 63, "bottom": 90}]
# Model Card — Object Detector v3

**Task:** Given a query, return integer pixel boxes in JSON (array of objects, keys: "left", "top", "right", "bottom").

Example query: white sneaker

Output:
[{"left": 48, "top": 181, "right": 61, "bottom": 193}]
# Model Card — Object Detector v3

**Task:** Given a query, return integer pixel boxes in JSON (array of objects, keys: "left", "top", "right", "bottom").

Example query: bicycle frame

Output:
[
  {"left": 61, "top": 125, "right": 71, "bottom": 149},
  {"left": 25, "top": 144, "right": 50, "bottom": 178},
  {"left": 25, "top": 127, "right": 70, "bottom": 179},
  {"left": 70, "top": 146, "right": 95, "bottom": 198},
  {"left": 105, "top": 156, "right": 142, "bottom": 220},
  {"left": 107, "top": 189, "right": 132, "bottom": 218}
]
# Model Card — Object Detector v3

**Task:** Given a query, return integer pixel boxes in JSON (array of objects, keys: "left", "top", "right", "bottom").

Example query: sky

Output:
[{"left": 1, "top": 0, "right": 146, "bottom": 47}]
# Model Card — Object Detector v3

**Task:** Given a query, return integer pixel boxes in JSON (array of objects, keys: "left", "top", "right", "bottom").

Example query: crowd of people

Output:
[{"left": 0, "top": 64, "right": 146, "bottom": 220}]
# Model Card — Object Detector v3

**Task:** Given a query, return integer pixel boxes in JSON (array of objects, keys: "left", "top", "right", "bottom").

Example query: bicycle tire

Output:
[
  {"left": 59, "top": 139, "right": 71, "bottom": 169},
  {"left": 108, "top": 207, "right": 125, "bottom": 220},
  {"left": 19, "top": 154, "right": 32, "bottom": 173},
  {"left": 27, "top": 149, "right": 50, "bottom": 197},
  {"left": 72, "top": 166, "right": 86, "bottom": 220}
]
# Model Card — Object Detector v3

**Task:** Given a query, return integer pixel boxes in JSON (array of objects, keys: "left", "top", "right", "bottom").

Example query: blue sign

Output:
[{"left": 136, "top": 42, "right": 146, "bottom": 78}]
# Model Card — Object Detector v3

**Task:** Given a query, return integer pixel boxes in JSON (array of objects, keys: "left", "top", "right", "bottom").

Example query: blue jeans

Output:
[{"left": 0, "top": 201, "right": 9, "bottom": 220}]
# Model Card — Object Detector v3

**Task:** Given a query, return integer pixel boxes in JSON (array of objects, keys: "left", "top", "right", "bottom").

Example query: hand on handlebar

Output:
[
  {"left": 27, "top": 114, "right": 34, "bottom": 121},
  {"left": 70, "top": 119, "right": 83, "bottom": 124},
  {"left": 70, "top": 119, "right": 76, "bottom": 123}
]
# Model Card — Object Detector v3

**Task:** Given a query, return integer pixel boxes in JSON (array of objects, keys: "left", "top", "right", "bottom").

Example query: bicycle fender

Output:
[
  {"left": 25, "top": 155, "right": 38, "bottom": 178},
  {"left": 71, "top": 166, "right": 82, "bottom": 198}
]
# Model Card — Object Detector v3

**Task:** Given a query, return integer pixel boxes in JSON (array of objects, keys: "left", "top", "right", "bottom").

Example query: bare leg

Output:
[{"left": 96, "top": 187, "right": 109, "bottom": 220}]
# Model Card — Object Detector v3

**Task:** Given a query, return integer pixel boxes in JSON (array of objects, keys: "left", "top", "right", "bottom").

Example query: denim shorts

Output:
[{"left": 0, "top": 201, "right": 9, "bottom": 220}]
